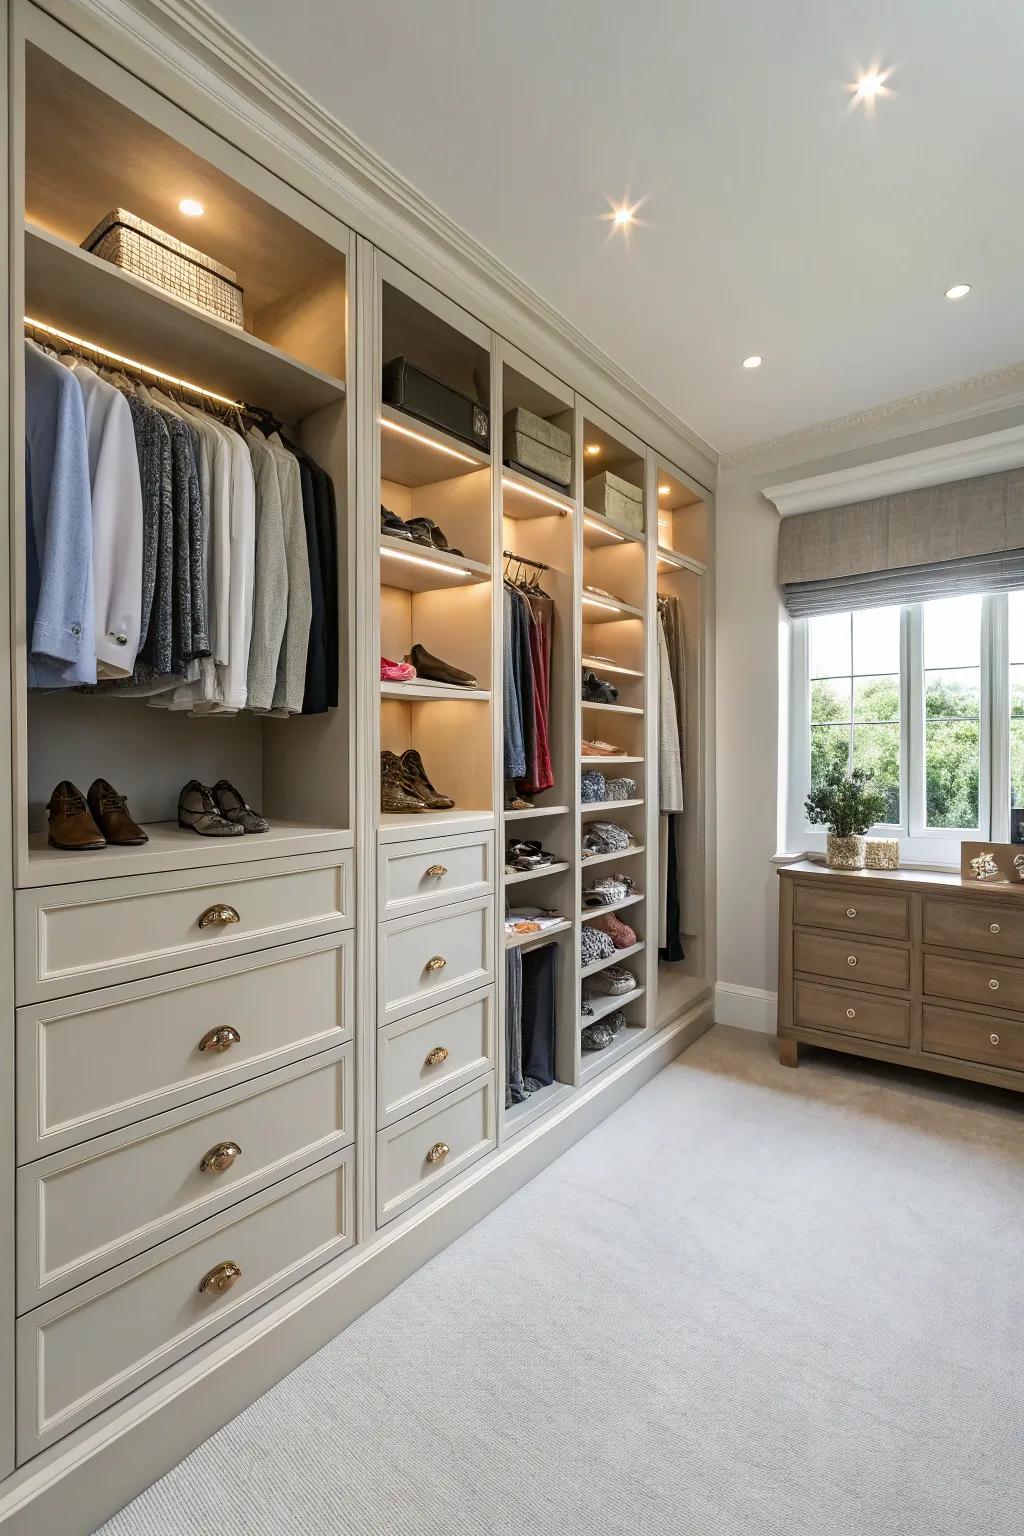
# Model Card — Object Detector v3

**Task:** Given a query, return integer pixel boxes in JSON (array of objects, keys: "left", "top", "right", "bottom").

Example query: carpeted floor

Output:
[{"left": 98, "top": 1025, "right": 1024, "bottom": 1536}]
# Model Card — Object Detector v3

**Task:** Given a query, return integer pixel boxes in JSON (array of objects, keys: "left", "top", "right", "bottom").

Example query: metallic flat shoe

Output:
[
  {"left": 177, "top": 779, "right": 245, "bottom": 837},
  {"left": 212, "top": 779, "right": 269, "bottom": 834}
]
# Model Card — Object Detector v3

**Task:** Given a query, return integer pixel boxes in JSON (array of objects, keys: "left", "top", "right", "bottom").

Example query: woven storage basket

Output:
[{"left": 82, "top": 209, "right": 244, "bottom": 328}]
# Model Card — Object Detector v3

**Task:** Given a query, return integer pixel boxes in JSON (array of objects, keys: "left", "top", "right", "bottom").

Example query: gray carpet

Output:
[{"left": 99, "top": 1026, "right": 1024, "bottom": 1536}]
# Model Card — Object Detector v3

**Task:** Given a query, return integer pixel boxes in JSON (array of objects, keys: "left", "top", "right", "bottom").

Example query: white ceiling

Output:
[{"left": 207, "top": 0, "right": 1024, "bottom": 454}]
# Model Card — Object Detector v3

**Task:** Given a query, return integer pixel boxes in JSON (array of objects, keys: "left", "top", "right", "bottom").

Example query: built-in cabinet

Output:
[{"left": 0, "top": 2, "right": 716, "bottom": 1527}]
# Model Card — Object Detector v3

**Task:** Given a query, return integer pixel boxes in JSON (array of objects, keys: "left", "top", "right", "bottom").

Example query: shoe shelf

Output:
[
  {"left": 580, "top": 941, "right": 645, "bottom": 979},
  {"left": 581, "top": 798, "right": 644, "bottom": 812},
  {"left": 379, "top": 402, "right": 490, "bottom": 486},
  {"left": 579, "top": 1021, "right": 648, "bottom": 1081},
  {"left": 378, "top": 808, "right": 495, "bottom": 843},
  {"left": 580, "top": 754, "right": 644, "bottom": 767},
  {"left": 581, "top": 844, "right": 645, "bottom": 868},
  {"left": 581, "top": 656, "right": 644, "bottom": 678},
  {"left": 580, "top": 893, "right": 645, "bottom": 921},
  {"left": 580, "top": 594, "right": 644, "bottom": 623},
  {"left": 379, "top": 535, "right": 490, "bottom": 593},
  {"left": 379, "top": 680, "right": 490, "bottom": 702},
  {"left": 505, "top": 918, "right": 572, "bottom": 949},
  {"left": 580, "top": 987, "right": 646, "bottom": 1028},
  {"left": 504, "top": 804, "right": 570, "bottom": 822},
  {"left": 582, "top": 513, "right": 645, "bottom": 549},
  {"left": 503, "top": 860, "right": 572, "bottom": 885},
  {"left": 501, "top": 466, "right": 573, "bottom": 520},
  {"left": 504, "top": 1079, "right": 575, "bottom": 1136},
  {"left": 581, "top": 701, "right": 644, "bottom": 716},
  {"left": 23, "top": 818, "right": 352, "bottom": 887}
]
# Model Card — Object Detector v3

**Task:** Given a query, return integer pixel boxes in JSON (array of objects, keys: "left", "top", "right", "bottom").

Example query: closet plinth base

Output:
[{"left": 778, "top": 1036, "right": 799, "bottom": 1069}]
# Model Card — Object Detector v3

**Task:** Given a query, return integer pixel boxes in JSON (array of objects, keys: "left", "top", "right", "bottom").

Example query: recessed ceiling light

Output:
[
  {"left": 743, "top": 355, "right": 763, "bottom": 369},
  {"left": 658, "top": 485, "right": 670, "bottom": 496},
  {"left": 585, "top": 444, "right": 601, "bottom": 456},
  {"left": 848, "top": 63, "right": 893, "bottom": 114},
  {"left": 178, "top": 198, "right": 205, "bottom": 217},
  {"left": 612, "top": 206, "right": 634, "bottom": 228},
  {"left": 945, "top": 283, "right": 971, "bottom": 300}
]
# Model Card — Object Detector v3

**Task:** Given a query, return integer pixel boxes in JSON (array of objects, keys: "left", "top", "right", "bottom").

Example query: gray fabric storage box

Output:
[
  {"left": 504, "top": 407, "right": 572, "bottom": 488},
  {"left": 584, "top": 470, "right": 644, "bottom": 532}
]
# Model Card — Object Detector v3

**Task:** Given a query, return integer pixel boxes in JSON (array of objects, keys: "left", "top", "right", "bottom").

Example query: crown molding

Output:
[
  {"left": 718, "top": 360, "right": 1024, "bottom": 486},
  {"left": 40, "top": 0, "right": 716, "bottom": 489}
]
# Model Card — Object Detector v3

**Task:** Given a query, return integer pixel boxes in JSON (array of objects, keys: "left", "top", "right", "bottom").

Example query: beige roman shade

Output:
[{"left": 778, "top": 468, "right": 1024, "bottom": 615}]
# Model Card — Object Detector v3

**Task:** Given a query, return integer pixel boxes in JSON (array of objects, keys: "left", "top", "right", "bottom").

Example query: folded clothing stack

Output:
[
  {"left": 504, "top": 407, "right": 572, "bottom": 489},
  {"left": 505, "top": 906, "right": 564, "bottom": 938},
  {"left": 583, "top": 469, "right": 643, "bottom": 532},
  {"left": 582, "top": 873, "right": 636, "bottom": 906},
  {"left": 581, "top": 925, "right": 615, "bottom": 967},
  {"left": 581, "top": 771, "right": 637, "bottom": 804},
  {"left": 582, "top": 821, "right": 633, "bottom": 859}
]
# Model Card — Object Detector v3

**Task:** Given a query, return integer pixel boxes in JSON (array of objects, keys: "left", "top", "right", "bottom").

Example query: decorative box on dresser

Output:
[{"left": 778, "top": 860, "right": 1024, "bottom": 1092}]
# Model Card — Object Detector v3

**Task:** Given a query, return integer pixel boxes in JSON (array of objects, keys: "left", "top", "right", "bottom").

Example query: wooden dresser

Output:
[{"left": 778, "top": 860, "right": 1024, "bottom": 1091}]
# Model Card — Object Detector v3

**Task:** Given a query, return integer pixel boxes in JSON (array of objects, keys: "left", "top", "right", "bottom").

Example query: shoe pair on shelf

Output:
[
  {"left": 581, "top": 1012, "right": 626, "bottom": 1051},
  {"left": 581, "top": 770, "right": 637, "bottom": 804},
  {"left": 581, "top": 669, "right": 619, "bottom": 705},
  {"left": 588, "top": 965, "right": 637, "bottom": 998},
  {"left": 380, "top": 645, "right": 477, "bottom": 688},
  {"left": 592, "top": 912, "right": 638, "bottom": 948},
  {"left": 505, "top": 839, "right": 556, "bottom": 873},
  {"left": 582, "top": 874, "right": 637, "bottom": 907},
  {"left": 381, "top": 506, "right": 464, "bottom": 558},
  {"left": 381, "top": 749, "right": 454, "bottom": 813},
  {"left": 178, "top": 780, "right": 269, "bottom": 838},
  {"left": 581, "top": 738, "right": 625, "bottom": 758},
  {"left": 581, "top": 821, "right": 634, "bottom": 858},
  {"left": 47, "top": 778, "right": 147, "bottom": 851}
]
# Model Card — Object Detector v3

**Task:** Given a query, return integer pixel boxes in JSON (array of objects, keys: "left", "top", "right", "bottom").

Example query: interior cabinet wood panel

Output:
[
  {"left": 794, "top": 931, "right": 910, "bottom": 991},
  {"left": 794, "top": 884, "right": 909, "bottom": 940},
  {"left": 923, "top": 897, "right": 1024, "bottom": 959},
  {"left": 793, "top": 981, "right": 910, "bottom": 1046}
]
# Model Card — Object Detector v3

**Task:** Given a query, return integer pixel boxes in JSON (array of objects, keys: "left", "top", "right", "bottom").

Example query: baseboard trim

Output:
[
  {"left": 714, "top": 982, "right": 778, "bottom": 1034},
  {"left": 0, "top": 999, "right": 713, "bottom": 1536}
]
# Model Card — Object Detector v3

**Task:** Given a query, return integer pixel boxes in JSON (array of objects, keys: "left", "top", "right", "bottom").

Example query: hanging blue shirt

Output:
[{"left": 25, "top": 342, "right": 96, "bottom": 687}]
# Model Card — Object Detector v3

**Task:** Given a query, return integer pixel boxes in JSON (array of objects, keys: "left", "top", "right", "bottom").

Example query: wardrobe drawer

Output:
[
  {"left": 377, "top": 1074, "right": 495, "bottom": 1226},
  {"left": 922, "top": 1004, "right": 1024, "bottom": 1074},
  {"left": 378, "top": 832, "right": 494, "bottom": 920},
  {"left": 17, "top": 1148, "right": 355, "bottom": 1459},
  {"left": 794, "top": 981, "right": 910, "bottom": 1046},
  {"left": 377, "top": 988, "right": 494, "bottom": 1127},
  {"left": 793, "top": 884, "right": 909, "bottom": 941},
  {"left": 379, "top": 896, "right": 494, "bottom": 1023},
  {"left": 923, "top": 897, "right": 1024, "bottom": 959},
  {"left": 793, "top": 932, "right": 910, "bottom": 991},
  {"left": 15, "top": 850, "right": 352, "bottom": 1004},
  {"left": 16, "top": 931, "right": 353, "bottom": 1161},
  {"left": 924, "top": 952, "right": 1024, "bottom": 1014}
]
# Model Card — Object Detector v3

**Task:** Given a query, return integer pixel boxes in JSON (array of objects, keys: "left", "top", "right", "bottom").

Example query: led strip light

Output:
[
  {"left": 24, "top": 316, "right": 242, "bottom": 408},
  {"left": 379, "top": 413, "right": 479, "bottom": 466}
]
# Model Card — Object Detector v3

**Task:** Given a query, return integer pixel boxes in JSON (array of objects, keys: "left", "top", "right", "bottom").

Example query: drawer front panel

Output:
[
  {"left": 379, "top": 833, "right": 493, "bottom": 920},
  {"left": 17, "top": 1148, "right": 354, "bottom": 1459},
  {"left": 794, "top": 932, "right": 910, "bottom": 991},
  {"left": 794, "top": 982, "right": 910, "bottom": 1045},
  {"left": 377, "top": 988, "right": 494, "bottom": 1127},
  {"left": 923, "top": 897, "right": 1024, "bottom": 959},
  {"left": 379, "top": 898, "right": 494, "bottom": 1022},
  {"left": 18, "top": 1045, "right": 353, "bottom": 1309},
  {"left": 16, "top": 851, "right": 352, "bottom": 1003},
  {"left": 794, "top": 885, "right": 909, "bottom": 940},
  {"left": 922, "top": 1004, "right": 1024, "bottom": 1073},
  {"left": 377, "top": 1075, "right": 495, "bottom": 1225},
  {"left": 17, "top": 931, "right": 353, "bottom": 1160},
  {"left": 924, "top": 953, "right": 1024, "bottom": 1013}
]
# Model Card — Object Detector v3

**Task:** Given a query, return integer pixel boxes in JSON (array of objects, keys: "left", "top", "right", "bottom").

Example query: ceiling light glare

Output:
[
  {"left": 178, "top": 198, "right": 205, "bottom": 217},
  {"left": 848, "top": 62, "right": 893, "bottom": 114},
  {"left": 743, "top": 355, "right": 763, "bottom": 369},
  {"left": 945, "top": 283, "right": 971, "bottom": 301}
]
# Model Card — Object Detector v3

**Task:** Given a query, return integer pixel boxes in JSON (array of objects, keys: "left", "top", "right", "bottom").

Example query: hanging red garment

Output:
[{"left": 522, "top": 591, "right": 554, "bottom": 792}]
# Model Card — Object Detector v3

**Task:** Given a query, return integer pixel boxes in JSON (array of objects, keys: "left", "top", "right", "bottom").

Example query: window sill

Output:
[{"left": 772, "top": 847, "right": 960, "bottom": 874}]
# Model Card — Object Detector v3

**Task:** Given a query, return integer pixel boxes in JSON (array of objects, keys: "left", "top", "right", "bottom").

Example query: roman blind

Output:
[{"left": 777, "top": 467, "right": 1024, "bottom": 616}]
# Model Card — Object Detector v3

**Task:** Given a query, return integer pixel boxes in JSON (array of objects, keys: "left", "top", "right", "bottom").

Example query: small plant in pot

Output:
[{"left": 804, "top": 764, "right": 887, "bottom": 870}]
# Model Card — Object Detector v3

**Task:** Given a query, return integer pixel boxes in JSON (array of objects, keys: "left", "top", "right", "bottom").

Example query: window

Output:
[{"left": 789, "top": 591, "right": 1014, "bottom": 864}]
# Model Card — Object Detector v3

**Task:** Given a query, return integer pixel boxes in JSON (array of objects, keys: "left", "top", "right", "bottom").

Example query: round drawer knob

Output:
[
  {"left": 198, "top": 903, "right": 240, "bottom": 930},
  {"left": 200, "top": 1141, "right": 242, "bottom": 1175},
  {"left": 424, "top": 955, "right": 447, "bottom": 973},
  {"left": 197, "top": 1026, "right": 241, "bottom": 1054},
  {"left": 846, "top": 1008, "right": 856, "bottom": 1019},
  {"left": 990, "top": 1033, "right": 1001, "bottom": 1046},
  {"left": 424, "top": 1046, "right": 449, "bottom": 1067},
  {"left": 990, "top": 923, "right": 1001, "bottom": 934},
  {"left": 198, "top": 1260, "right": 242, "bottom": 1296},
  {"left": 847, "top": 955, "right": 858, "bottom": 967},
  {"left": 989, "top": 979, "right": 1000, "bottom": 990},
  {"left": 846, "top": 908, "right": 857, "bottom": 919},
  {"left": 424, "top": 865, "right": 447, "bottom": 879},
  {"left": 426, "top": 1141, "right": 450, "bottom": 1164}
]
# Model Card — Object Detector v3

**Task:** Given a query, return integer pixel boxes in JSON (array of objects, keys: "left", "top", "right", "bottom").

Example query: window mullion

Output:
[
  {"left": 907, "top": 604, "right": 924, "bottom": 837},
  {"left": 987, "top": 592, "right": 1008, "bottom": 842}
]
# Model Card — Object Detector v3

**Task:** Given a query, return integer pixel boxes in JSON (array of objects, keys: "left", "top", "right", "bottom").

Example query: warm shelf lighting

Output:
[
  {"left": 585, "top": 444, "right": 601, "bottom": 457},
  {"left": 178, "top": 198, "right": 205, "bottom": 217},
  {"left": 380, "top": 546, "right": 473, "bottom": 577},
  {"left": 379, "top": 414, "right": 478, "bottom": 466},
  {"left": 24, "top": 316, "right": 241, "bottom": 408},
  {"left": 583, "top": 514, "right": 626, "bottom": 543},
  {"left": 582, "top": 594, "right": 627, "bottom": 614},
  {"left": 582, "top": 656, "right": 642, "bottom": 677},
  {"left": 658, "top": 484, "right": 671, "bottom": 496},
  {"left": 502, "top": 475, "right": 571, "bottom": 513}
]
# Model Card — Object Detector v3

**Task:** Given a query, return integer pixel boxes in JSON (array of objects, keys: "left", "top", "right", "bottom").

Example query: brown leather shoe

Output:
[
  {"left": 87, "top": 779, "right": 148, "bottom": 845},
  {"left": 380, "top": 751, "right": 427, "bottom": 814},
  {"left": 47, "top": 780, "right": 106, "bottom": 851},
  {"left": 400, "top": 749, "right": 455, "bottom": 810}
]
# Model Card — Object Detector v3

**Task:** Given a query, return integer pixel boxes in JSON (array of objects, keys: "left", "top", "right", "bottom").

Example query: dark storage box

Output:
[{"left": 382, "top": 356, "right": 489, "bottom": 451}]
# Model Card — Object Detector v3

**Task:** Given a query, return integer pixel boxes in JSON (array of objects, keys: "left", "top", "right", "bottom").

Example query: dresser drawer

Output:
[
  {"left": 17, "top": 1148, "right": 354, "bottom": 1458},
  {"left": 922, "top": 1004, "right": 1024, "bottom": 1074},
  {"left": 377, "top": 1074, "right": 495, "bottom": 1225},
  {"left": 794, "top": 884, "right": 909, "bottom": 940},
  {"left": 379, "top": 897, "right": 494, "bottom": 1023},
  {"left": 923, "top": 897, "right": 1024, "bottom": 959},
  {"left": 16, "top": 931, "right": 352, "bottom": 1161},
  {"left": 16, "top": 850, "right": 352, "bottom": 1004},
  {"left": 378, "top": 832, "right": 493, "bottom": 920},
  {"left": 794, "top": 981, "right": 910, "bottom": 1045},
  {"left": 377, "top": 988, "right": 494, "bottom": 1127},
  {"left": 794, "top": 932, "right": 910, "bottom": 991},
  {"left": 17, "top": 1044, "right": 353, "bottom": 1310},
  {"left": 924, "top": 952, "right": 1024, "bottom": 1013}
]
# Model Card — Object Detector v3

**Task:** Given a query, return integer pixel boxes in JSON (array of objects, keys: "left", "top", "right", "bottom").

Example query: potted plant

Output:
[{"left": 804, "top": 764, "right": 887, "bottom": 870}]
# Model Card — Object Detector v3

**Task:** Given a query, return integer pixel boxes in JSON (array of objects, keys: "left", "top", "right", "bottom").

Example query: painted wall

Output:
[{"left": 714, "top": 401, "right": 1024, "bottom": 1032}]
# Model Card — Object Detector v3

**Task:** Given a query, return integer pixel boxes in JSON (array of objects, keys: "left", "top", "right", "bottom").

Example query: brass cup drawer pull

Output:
[
  {"left": 424, "top": 1046, "right": 449, "bottom": 1067},
  {"left": 198, "top": 1260, "right": 242, "bottom": 1296},
  {"left": 846, "top": 907, "right": 857, "bottom": 919},
  {"left": 846, "top": 1007, "right": 856, "bottom": 1020},
  {"left": 989, "top": 978, "right": 1000, "bottom": 990},
  {"left": 990, "top": 1032, "right": 1001, "bottom": 1046},
  {"left": 424, "top": 865, "right": 448, "bottom": 879},
  {"left": 200, "top": 1141, "right": 242, "bottom": 1174},
  {"left": 198, "top": 903, "right": 241, "bottom": 930},
  {"left": 424, "top": 955, "right": 447, "bottom": 973},
  {"left": 990, "top": 922, "right": 1001, "bottom": 934},
  {"left": 198, "top": 1025, "right": 241, "bottom": 1055},
  {"left": 426, "top": 1141, "right": 450, "bottom": 1164},
  {"left": 847, "top": 955, "right": 858, "bottom": 967}
]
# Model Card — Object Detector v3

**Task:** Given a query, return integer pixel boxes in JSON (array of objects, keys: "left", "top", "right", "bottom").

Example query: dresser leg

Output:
[{"left": 778, "top": 1037, "right": 799, "bottom": 1068}]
